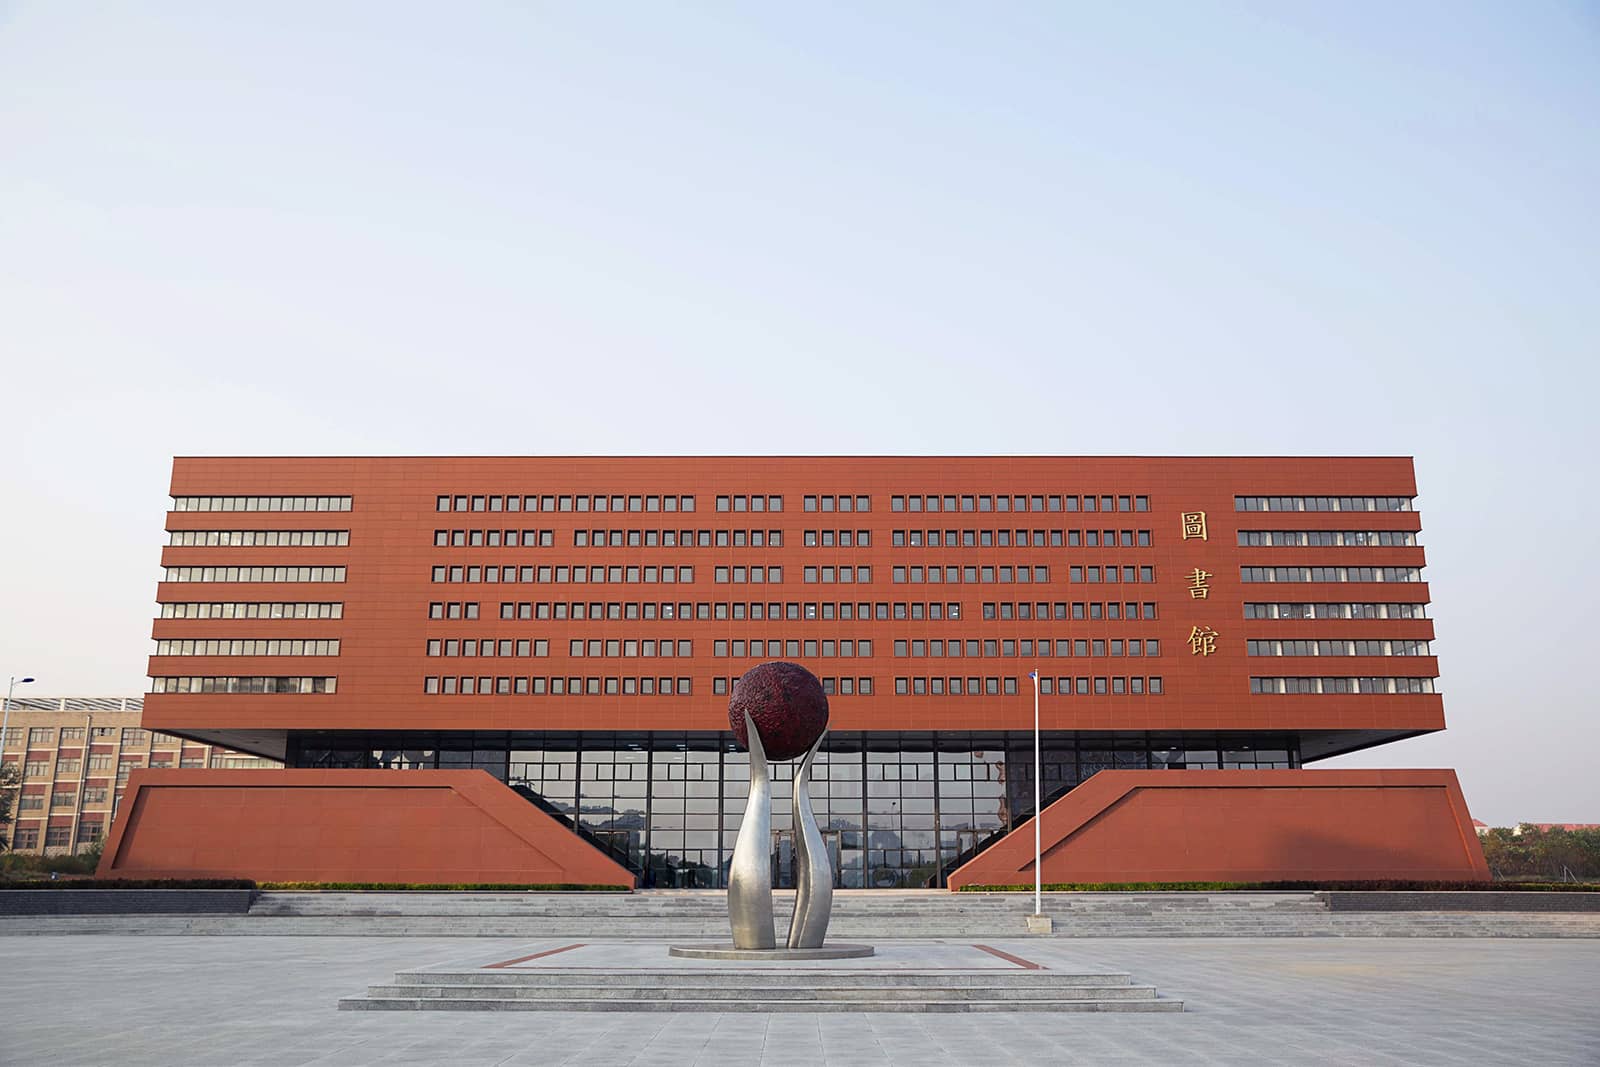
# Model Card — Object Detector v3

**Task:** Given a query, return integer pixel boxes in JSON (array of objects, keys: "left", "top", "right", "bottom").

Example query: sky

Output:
[{"left": 0, "top": 3, "right": 1596, "bottom": 825}]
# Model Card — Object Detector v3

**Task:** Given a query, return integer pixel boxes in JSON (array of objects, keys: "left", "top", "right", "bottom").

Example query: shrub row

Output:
[
  {"left": 258, "top": 881, "right": 632, "bottom": 892},
  {"left": 0, "top": 879, "right": 257, "bottom": 891},
  {"left": 957, "top": 880, "right": 1600, "bottom": 893}
]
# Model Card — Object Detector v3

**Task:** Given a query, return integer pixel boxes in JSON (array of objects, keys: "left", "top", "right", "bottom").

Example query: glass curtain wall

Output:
[{"left": 290, "top": 731, "right": 1299, "bottom": 888}]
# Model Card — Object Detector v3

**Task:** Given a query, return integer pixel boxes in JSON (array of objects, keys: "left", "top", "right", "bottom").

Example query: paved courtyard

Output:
[{"left": 1, "top": 935, "right": 1596, "bottom": 1065}]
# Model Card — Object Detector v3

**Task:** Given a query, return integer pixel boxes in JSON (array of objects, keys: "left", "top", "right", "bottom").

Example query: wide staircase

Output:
[
  {"left": 244, "top": 890, "right": 1600, "bottom": 938},
  {"left": 9, "top": 890, "right": 1600, "bottom": 937},
  {"left": 339, "top": 964, "right": 1181, "bottom": 1013}
]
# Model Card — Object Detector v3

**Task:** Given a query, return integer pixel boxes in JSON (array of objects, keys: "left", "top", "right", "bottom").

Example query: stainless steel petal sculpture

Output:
[
  {"left": 673, "top": 661, "right": 871, "bottom": 960},
  {"left": 787, "top": 734, "right": 832, "bottom": 949},
  {"left": 727, "top": 708, "right": 775, "bottom": 949}
]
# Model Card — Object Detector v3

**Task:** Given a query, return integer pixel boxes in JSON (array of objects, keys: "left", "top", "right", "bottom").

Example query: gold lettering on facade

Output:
[
  {"left": 1186, "top": 568, "right": 1212, "bottom": 600},
  {"left": 1181, "top": 511, "right": 1208, "bottom": 541},
  {"left": 1188, "top": 625, "right": 1219, "bottom": 657}
]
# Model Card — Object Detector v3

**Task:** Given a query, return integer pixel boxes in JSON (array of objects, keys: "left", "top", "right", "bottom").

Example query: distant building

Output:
[
  {"left": 0, "top": 697, "right": 277, "bottom": 855},
  {"left": 1513, "top": 823, "right": 1600, "bottom": 835},
  {"left": 1473, "top": 819, "right": 1489, "bottom": 835}
]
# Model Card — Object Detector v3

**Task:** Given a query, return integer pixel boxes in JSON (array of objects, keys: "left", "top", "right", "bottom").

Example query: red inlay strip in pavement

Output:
[
  {"left": 972, "top": 944, "right": 1045, "bottom": 970},
  {"left": 484, "top": 943, "right": 586, "bottom": 969}
]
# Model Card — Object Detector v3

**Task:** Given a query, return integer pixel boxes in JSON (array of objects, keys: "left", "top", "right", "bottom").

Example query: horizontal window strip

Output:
[
  {"left": 150, "top": 676, "right": 337, "bottom": 694},
  {"left": 1250, "top": 676, "right": 1435, "bottom": 694},
  {"left": 168, "top": 530, "right": 349, "bottom": 547},
  {"left": 154, "top": 639, "right": 340, "bottom": 656},
  {"left": 171, "top": 496, "right": 351, "bottom": 512},
  {"left": 164, "top": 566, "right": 345, "bottom": 583},
  {"left": 1243, "top": 602, "right": 1426, "bottom": 620}
]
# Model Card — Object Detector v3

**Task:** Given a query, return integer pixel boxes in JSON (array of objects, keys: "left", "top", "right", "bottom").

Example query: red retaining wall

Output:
[
  {"left": 96, "top": 769, "right": 636, "bottom": 887},
  {"left": 946, "top": 769, "right": 1488, "bottom": 888}
]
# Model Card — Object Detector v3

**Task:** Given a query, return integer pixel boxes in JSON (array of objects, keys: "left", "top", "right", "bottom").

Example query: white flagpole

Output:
[{"left": 1032, "top": 669, "right": 1041, "bottom": 917}]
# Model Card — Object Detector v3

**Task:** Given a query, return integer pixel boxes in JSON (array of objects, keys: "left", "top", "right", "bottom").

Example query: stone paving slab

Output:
[{"left": 0, "top": 934, "right": 1597, "bottom": 1064}]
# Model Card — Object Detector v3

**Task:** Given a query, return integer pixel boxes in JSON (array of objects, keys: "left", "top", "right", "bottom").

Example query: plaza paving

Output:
[{"left": 1, "top": 934, "right": 1597, "bottom": 1065}]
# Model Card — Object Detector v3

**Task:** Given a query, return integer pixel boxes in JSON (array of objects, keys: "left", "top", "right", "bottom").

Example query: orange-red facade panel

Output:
[
  {"left": 144, "top": 455, "right": 1440, "bottom": 746},
  {"left": 96, "top": 769, "right": 636, "bottom": 886},
  {"left": 945, "top": 769, "right": 1489, "bottom": 887}
]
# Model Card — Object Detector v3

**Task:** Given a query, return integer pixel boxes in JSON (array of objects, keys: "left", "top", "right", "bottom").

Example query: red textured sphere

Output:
[{"left": 728, "top": 661, "right": 830, "bottom": 761}]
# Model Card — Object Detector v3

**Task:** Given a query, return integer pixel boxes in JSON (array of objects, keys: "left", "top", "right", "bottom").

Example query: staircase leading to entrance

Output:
[{"left": 337, "top": 940, "right": 1185, "bottom": 1013}]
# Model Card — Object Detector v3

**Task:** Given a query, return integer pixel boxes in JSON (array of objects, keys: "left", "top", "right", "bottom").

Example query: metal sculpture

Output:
[{"left": 725, "top": 662, "right": 833, "bottom": 951}]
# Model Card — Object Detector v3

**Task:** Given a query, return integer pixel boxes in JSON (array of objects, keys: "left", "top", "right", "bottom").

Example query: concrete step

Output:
[
  {"left": 361, "top": 983, "right": 1160, "bottom": 1002},
  {"left": 337, "top": 995, "right": 1185, "bottom": 1012},
  {"left": 11, "top": 910, "right": 1600, "bottom": 938},
  {"left": 392, "top": 969, "right": 1134, "bottom": 989},
  {"left": 247, "top": 890, "right": 1333, "bottom": 918}
]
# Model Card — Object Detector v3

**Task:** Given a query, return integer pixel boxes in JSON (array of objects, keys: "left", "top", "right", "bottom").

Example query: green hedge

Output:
[
  {"left": 957, "top": 880, "right": 1600, "bottom": 893},
  {"left": 0, "top": 879, "right": 256, "bottom": 891},
  {"left": 258, "top": 881, "right": 632, "bottom": 892}
]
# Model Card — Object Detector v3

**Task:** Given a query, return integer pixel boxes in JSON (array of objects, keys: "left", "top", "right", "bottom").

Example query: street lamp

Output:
[{"left": 2, "top": 676, "right": 36, "bottom": 757}]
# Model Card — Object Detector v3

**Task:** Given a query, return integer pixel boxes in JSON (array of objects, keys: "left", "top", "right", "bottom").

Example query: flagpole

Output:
[{"left": 1032, "top": 669, "right": 1041, "bottom": 918}]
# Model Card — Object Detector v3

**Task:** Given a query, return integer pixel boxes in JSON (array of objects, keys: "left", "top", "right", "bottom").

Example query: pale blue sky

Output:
[{"left": 1, "top": 3, "right": 1596, "bottom": 823}]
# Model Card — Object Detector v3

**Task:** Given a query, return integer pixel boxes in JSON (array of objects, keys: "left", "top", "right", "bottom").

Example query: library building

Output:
[{"left": 97, "top": 456, "right": 1488, "bottom": 889}]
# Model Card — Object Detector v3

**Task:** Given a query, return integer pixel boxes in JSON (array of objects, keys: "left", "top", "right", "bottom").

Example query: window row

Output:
[
  {"left": 3, "top": 727, "right": 163, "bottom": 747},
  {"left": 895, "top": 638, "right": 1160, "bottom": 659},
  {"left": 428, "top": 601, "right": 481, "bottom": 619},
  {"left": 714, "top": 639, "right": 873, "bottom": 658},
  {"left": 160, "top": 601, "right": 345, "bottom": 619},
  {"left": 712, "top": 566, "right": 783, "bottom": 583},
  {"left": 895, "top": 675, "right": 1165, "bottom": 695},
  {"left": 568, "top": 639, "right": 694, "bottom": 658},
  {"left": 434, "top": 529, "right": 557, "bottom": 547},
  {"left": 577, "top": 529, "right": 782, "bottom": 548},
  {"left": 1243, "top": 602, "right": 1428, "bottom": 620},
  {"left": 1237, "top": 530, "right": 1417, "bottom": 547},
  {"left": 804, "top": 530, "right": 870, "bottom": 547},
  {"left": 167, "top": 530, "right": 349, "bottom": 547},
  {"left": 1239, "top": 567, "right": 1422, "bottom": 583},
  {"left": 985, "top": 601, "right": 1158, "bottom": 621},
  {"left": 427, "top": 639, "right": 550, "bottom": 657},
  {"left": 1040, "top": 676, "right": 1163, "bottom": 695},
  {"left": 1068, "top": 566, "right": 1155, "bottom": 584},
  {"left": 438, "top": 494, "right": 697, "bottom": 513},
  {"left": 891, "top": 494, "right": 1149, "bottom": 514},
  {"left": 716, "top": 495, "right": 785, "bottom": 512},
  {"left": 1246, "top": 640, "right": 1432, "bottom": 657},
  {"left": 424, "top": 675, "right": 693, "bottom": 695},
  {"left": 150, "top": 676, "right": 338, "bottom": 693},
  {"left": 1235, "top": 496, "right": 1413, "bottom": 513},
  {"left": 714, "top": 676, "right": 875, "bottom": 695},
  {"left": 495, "top": 600, "right": 967, "bottom": 622},
  {"left": 154, "top": 639, "right": 341, "bottom": 656},
  {"left": 163, "top": 566, "right": 346, "bottom": 583},
  {"left": 171, "top": 496, "right": 352, "bottom": 512},
  {"left": 894, "top": 565, "right": 1054, "bottom": 584},
  {"left": 893, "top": 529, "right": 1152, "bottom": 548},
  {"left": 800, "top": 495, "right": 869, "bottom": 513},
  {"left": 802, "top": 566, "right": 872, "bottom": 584},
  {"left": 1250, "top": 676, "right": 1436, "bottom": 694},
  {"left": 10, "top": 827, "right": 83, "bottom": 848},
  {"left": 432, "top": 564, "right": 695, "bottom": 584}
]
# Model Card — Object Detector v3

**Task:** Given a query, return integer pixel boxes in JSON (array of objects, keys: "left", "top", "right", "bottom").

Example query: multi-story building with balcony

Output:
[{"left": 96, "top": 457, "right": 1487, "bottom": 888}]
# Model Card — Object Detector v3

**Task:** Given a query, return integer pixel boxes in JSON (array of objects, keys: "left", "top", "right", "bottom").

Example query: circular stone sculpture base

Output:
[{"left": 668, "top": 944, "right": 875, "bottom": 961}]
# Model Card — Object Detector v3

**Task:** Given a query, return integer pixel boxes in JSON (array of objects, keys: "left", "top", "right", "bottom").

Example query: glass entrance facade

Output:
[{"left": 288, "top": 730, "right": 1300, "bottom": 888}]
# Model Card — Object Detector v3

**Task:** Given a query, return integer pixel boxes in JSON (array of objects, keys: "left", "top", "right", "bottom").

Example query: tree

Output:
[
  {"left": 0, "top": 762, "right": 18, "bottom": 844},
  {"left": 1479, "top": 824, "right": 1600, "bottom": 880}
]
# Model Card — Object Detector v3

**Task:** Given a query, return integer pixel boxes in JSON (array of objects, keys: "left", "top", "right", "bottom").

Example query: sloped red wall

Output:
[
  {"left": 97, "top": 769, "right": 635, "bottom": 886},
  {"left": 946, "top": 769, "right": 1488, "bottom": 888}
]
